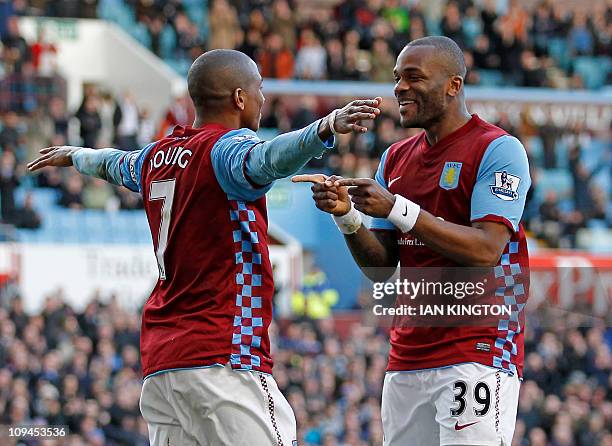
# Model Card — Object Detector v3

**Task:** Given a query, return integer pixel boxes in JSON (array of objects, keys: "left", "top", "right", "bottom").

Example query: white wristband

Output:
[
  {"left": 387, "top": 194, "right": 420, "bottom": 233},
  {"left": 327, "top": 109, "right": 340, "bottom": 136},
  {"left": 332, "top": 205, "right": 362, "bottom": 234}
]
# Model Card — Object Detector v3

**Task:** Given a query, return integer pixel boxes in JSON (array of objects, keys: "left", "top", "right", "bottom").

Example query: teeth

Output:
[{"left": 400, "top": 101, "right": 415, "bottom": 105}]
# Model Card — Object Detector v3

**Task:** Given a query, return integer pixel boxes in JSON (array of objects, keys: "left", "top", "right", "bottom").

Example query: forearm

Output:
[
  {"left": 72, "top": 147, "right": 124, "bottom": 186},
  {"left": 344, "top": 226, "right": 398, "bottom": 281},
  {"left": 245, "top": 119, "right": 332, "bottom": 185},
  {"left": 410, "top": 211, "right": 505, "bottom": 266}
]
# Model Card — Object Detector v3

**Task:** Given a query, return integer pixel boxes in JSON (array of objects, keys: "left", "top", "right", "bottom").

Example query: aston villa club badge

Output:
[{"left": 439, "top": 161, "right": 463, "bottom": 190}]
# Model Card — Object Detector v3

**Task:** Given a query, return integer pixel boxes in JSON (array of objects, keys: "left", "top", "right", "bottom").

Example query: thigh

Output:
[
  {"left": 381, "top": 371, "right": 439, "bottom": 446},
  {"left": 257, "top": 373, "right": 298, "bottom": 446},
  {"left": 433, "top": 363, "right": 520, "bottom": 446},
  {"left": 167, "top": 365, "right": 297, "bottom": 446},
  {"left": 140, "top": 375, "right": 199, "bottom": 446}
]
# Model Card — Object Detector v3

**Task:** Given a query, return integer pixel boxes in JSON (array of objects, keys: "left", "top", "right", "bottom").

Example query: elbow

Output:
[
  {"left": 469, "top": 245, "right": 503, "bottom": 267},
  {"left": 362, "top": 265, "right": 398, "bottom": 282}
]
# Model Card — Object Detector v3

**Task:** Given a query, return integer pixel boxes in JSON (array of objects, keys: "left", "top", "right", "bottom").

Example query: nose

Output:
[{"left": 394, "top": 80, "right": 408, "bottom": 98}]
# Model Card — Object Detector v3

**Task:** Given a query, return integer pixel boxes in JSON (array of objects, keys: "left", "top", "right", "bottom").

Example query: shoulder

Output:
[
  {"left": 477, "top": 134, "right": 530, "bottom": 180},
  {"left": 211, "top": 128, "right": 261, "bottom": 163},
  {"left": 472, "top": 115, "right": 510, "bottom": 143},
  {"left": 482, "top": 134, "right": 527, "bottom": 161},
  {"left": 385, "top": 132, "right": 425, "bottom": 166},
  {"left": 216, "top": 128, "right": 260, "bottom": 145}
]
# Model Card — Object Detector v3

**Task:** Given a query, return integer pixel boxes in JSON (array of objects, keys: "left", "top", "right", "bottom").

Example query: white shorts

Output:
[
  {"left": 382, "top": 363, "right": 520, "bottom": 446},
  {"left": 139, "top": 363, "right": 297, "bottom": 446}
]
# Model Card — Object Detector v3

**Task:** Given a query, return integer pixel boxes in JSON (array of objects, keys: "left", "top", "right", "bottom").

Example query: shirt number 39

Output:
[{"left": 451, "top": 380, "right": 491, "bottom": 417}]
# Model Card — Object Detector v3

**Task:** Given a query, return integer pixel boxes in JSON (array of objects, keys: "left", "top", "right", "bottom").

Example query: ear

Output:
[
  {"left": 233, "top": 88, "right": 246, "bottom": 111},
  {"left": 447, "top": 75, "right": 464, "bottom": 97}
]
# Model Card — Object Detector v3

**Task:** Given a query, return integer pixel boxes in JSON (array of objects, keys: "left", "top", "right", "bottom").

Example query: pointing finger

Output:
[
  {"left": 334, "top": 178, "right": 373, "bottom": 187},
  {"left": 291, "top": 174, "right": 328, "bottom": 184},
  {"left": 324, "top": 175, "right": 344, "bottom": 187}
]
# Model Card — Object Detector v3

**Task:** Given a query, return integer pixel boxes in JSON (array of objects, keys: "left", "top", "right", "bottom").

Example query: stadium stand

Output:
[{"left": 0, "top": 1, "right": 609, "bottom": 445}]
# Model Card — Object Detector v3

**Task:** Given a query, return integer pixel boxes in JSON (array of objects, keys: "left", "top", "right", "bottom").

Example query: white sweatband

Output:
[
  {"left": 332, "top": 205, "right": 362, "bottom": 234},
  {"left": 387, "top": 194, "right": 420, "bottom": 233},
  {"left": 327, "top": 109, "right": 340, "bottom": 136}
]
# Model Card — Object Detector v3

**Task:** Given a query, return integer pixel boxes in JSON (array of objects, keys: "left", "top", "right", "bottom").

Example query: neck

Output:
[
  {"left": 424, "top": 103, "right": 472, "bottom": 146},
  {"left": 193, "top": 109, "right": 241, "bottom": 129}
]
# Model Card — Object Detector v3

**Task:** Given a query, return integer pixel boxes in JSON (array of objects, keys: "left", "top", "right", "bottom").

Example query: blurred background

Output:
[{"left": 0, "top": 0, "right": 610, "bottom": 445}]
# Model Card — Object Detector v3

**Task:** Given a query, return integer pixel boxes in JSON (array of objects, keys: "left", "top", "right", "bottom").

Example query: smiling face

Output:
[{"left": 393, "top": 45, "right": 460, "bottom": 129}]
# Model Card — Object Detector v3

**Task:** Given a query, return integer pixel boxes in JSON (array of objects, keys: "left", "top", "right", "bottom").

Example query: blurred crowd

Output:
[
  {"left": 0, "top": 293, "right": 610, "bottom": 445},
  {"left": 58, "top": 0, "right": 612, "bottom": 89},
  {"left": 7, "top": 0, "right": 612, "bottom": 89}
]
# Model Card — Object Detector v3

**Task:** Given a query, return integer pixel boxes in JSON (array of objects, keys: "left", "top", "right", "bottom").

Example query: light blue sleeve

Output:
[
  {"left": 211, "top": 120, "right": 334, "bottom": 201},
  {"left": 72, "top": 143, "right": 155, "bottom": 193},
  {"left": 120, "top": 142, "right": 156, "bottom": 193},
  {"left": 369, "top": 148, "right": 396, "bottom": 231},
  {"left": 470, "top": 135, "right": 531, "bottom": 232}
]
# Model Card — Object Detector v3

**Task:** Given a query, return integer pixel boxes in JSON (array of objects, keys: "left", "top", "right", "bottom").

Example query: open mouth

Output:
[{"left": 398, "top": 100, "right": 417, "bottom": 114}]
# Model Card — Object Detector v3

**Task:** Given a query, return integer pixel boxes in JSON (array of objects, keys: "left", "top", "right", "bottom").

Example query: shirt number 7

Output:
[{"left": 149, "top": 179, "right": 176, "bottom": 280}]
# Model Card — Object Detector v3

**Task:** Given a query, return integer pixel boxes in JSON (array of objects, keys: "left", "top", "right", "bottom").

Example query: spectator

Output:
[
  {"left": 440, "top": 2, "right": 467, "bottom": 49},
  {"left": 59, "top": 173, "right": 83, "bottom": 209},
  {"left": 238, "top": 28, "right": 263, "bottom": 60},
  {"left": 98, "top": 91, "right": 118, "bottom": 148},
  {"left": 13, "top": 192, "right": 41, "bottom": 229},
  {"left": 47, "top": 97, "right": 69, "bottom": 140},
  {"left": 290, "top": 95, "right": 318, "bottom": 130},
  {"left": 1, "top": 16, "right": 28, "bottom": 71},
  {"left": 82, "top": 178, "right": 115, "bottom": 210},
  {"left": 76, "top": 95, "right": 101, "bottom": 148},
  {"left": 294, "top": 29, "right": 327, "bottom": 80},
  {"left": 173, "top": 11, "right": 201, "bottom": 59},
  {"left": 0, "top": 149, "right": 19, "bottom": 222},
  {"left": 325, "top": 38, "right": 345, "bottom": 80},
  {"left": 257, "top": 32, "right": 295, "bottom": 79},
  {"left": 369, "top": 38, "right": 395, "bottom": 83},
  {"left": 270, "top": 0, "right": 296, "bottom": 51},
  {"left": 568, "top": 11, "right": 594, "bottom": 56},
  {"left": 114, "top": 91, "right": 139, "bottom": 151},
  {"left": 30, "top": 28, "right": 57, "bottom": 76},
  {"left": 472, "top": 34, "right": 500, "bottom": 70},
  {"left": 207, "top": 0, "right": 240, "bottom": 50},
  {"left": 146, "top": 15, "right": 174, "bottom": 59},
  {"left": 568, "top": 145, "right": 605, "bottom": 215},
  {"left": 137, "top": 106, "right": 155, "bottom": 148},
  {"left": 519, "top": 49, "right": 547, "bottom": 87}
]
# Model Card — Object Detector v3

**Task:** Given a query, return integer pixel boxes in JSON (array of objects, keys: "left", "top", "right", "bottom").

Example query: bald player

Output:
[
  {"left": 296, "top": 37, "right": 530, "bottom": 446},
  {"left": 28, "top": 49, "right": 382, "bottom": 445}
]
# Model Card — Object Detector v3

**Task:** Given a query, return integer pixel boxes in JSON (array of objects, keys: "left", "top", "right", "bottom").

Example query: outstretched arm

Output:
[
  {"left": 247, "top": 98, "right": 382, "bottom": 184},
  {"left": 27, "top": 145, "right": 147, "bottom": 193},
  {"left": 211, "top": 98, "right": 382, "bottom": 201}
]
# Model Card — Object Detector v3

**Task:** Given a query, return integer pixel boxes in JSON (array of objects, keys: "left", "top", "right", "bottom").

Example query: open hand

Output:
[
  {"left": 327, "top": 97, "right": 383, "bottom": 134},
  {"left": 27, "top": 146, "right": 80, "bottom": 171}
]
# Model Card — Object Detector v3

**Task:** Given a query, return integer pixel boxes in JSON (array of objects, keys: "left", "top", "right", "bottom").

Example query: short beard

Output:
[{"left": 401, "top": 99, "right": 446, "bottom": 129}]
